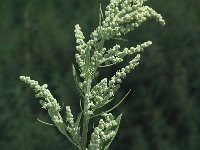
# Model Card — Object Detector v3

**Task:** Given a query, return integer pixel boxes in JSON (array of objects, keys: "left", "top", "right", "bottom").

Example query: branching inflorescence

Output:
[{"left": 20, "top": 0, "right": 165, "bottom": 150}]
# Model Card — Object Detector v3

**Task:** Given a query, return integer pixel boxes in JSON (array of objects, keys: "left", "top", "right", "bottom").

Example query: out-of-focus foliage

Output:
[{"left": 0, "top": 0, "right": 199, "bottom": 150}]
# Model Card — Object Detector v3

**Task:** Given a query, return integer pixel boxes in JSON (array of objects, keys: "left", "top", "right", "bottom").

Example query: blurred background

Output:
[{"left": 0, "top": 0, "right": 200, "bottom": 149}]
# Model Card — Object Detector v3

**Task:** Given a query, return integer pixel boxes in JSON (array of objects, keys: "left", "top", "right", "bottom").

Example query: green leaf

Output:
[
  {"left": 96, "top": 39, "right": 104, "bottom": 52},
  {"left": 104, "top": 90, "right": 131, "bottom": 114},
  {"left": 37, "top": 117, "right": 55, "bottom": 126},
  {"left": 99, "top": 4, "right": 102, "bottom": 28},
  {"left": 56, "top": 123, "right": 79, "bottom": 148},
  {"left": 75, "top": 112, "right": 82, "bottom": 128},
  {"left": 72, "top": 64, "right": 84, "bottom": 98},
  {"left": 75, "top": 112, "right": 82, "bottom": 141},
  {"left": 101, "top": 114, "right": 122, "bottom": 150},
  {"left": 111, "top": 37, "right": 128, "bottom": 41},
  {"left": 84, "top": 46, "right": 91, "bottom": 72},
  {"left": 99, "top": 3, "right": 104, "bottom": 36},
  {"left": 91, "top": 90, "right": 131, "bottom": 119},
  {"left": 57, "top": 123, "right": 68, "bottom": 136}
]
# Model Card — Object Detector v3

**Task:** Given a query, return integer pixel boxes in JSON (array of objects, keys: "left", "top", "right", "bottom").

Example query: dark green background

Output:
[{"left": 0, "top": 0, "right": 200, "bottom": 149}]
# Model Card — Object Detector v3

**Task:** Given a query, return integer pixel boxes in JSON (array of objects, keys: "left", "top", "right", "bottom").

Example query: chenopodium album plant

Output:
[{"left": 20, "top": 0, "right": 165, "bottom": 149}]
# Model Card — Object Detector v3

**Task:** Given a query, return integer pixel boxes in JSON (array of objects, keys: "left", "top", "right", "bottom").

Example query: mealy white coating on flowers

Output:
[
  {"left": 20, "top": 0, "right": 165, "bottom": 149},
  {"left": 74, "top": 24, "right": 87, "bottom": 70},
  {"left": 72, "top": 0, "right": 165, "bottom": 147},
  {"left": 88, "top": 53, "right": 141, "bottom": 114},
  {"left": 88, "top": 113, "right": 118, "bottom": 150},
  {"left": 19, "top": 76, "right": 63, "bottom": 124},
  {"left": 101, "top": 41, "right": 152, "bottom": 65},
  {"left": 88, "top": 0, "right": 165, "bottom": 44},
  {"left": 65, "top": 106, "right": 80, "bottom": 141},
  {"left": 73, "top": 0, "right": 165, "bottom": 116},
  {"left": 19, "top": 76, "right": 79, "bottom": 142},
  {"left": 89, "top": 78, "right": 113, "bottom": 111},
  {"left": 74, "top": 0, "right": 165, "bottom": 81},
  {"left": 109, "top": 53, "right": 141, "bottom": 88}
]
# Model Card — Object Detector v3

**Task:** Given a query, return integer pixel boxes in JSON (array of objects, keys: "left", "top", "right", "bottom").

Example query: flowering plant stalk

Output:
[{"left": 20, "top": 0, "right": 165, "bottom": 149}]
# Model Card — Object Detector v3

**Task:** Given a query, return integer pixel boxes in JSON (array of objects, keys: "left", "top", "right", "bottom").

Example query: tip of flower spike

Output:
[
  {"left": 136, "top": 54, "right": 141, "bottom": 60},
  {"left": 20, "top": 76, "right": 28, "bottom": 81},
  {"left": 75, "top": 24, "right": 80, "bottom": 29},
  {"left": 158, "top": 17, "right": 166, "bottom": 26},
  {"left": 75, "top": 24, "right": 79, "bottom": 27},
  {"left": 161, "top": 20, "right": 166, "bottom": 26},
  {"left": 66, "top": 106, "right": 71, "bottom": 112},
  {"left": 19, "top": 76, "right": 25, "bottom": 80},
  {"left": 146, "top": 41, "right": 152, "bottom": 46}
]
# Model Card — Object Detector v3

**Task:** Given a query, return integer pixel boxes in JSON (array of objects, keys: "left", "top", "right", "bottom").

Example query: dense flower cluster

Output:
[
  {"left": 89, "top": 0, "right": 165, "bottom": 44},
  {"left": 20, "top": 76, "right": 80, "bottom": 148},
  {"left": 74, "top": 0, "right": 165, "bottom": 113},
  {"left": 88, "top": 113, "right": 118, "bottom": 150},
  {"left": 74, "top": 0, "right": 165, "bottom": 81},
  {"left": 20, "top": 0, "right": 165, "bottom": 149},
  {"left": 20, "top": 76, "right": 63, "bottom": 124},
  {"left": 89, "top": 54, "right": 141, "bottom": 114},
  {"left": 66, "top": 106, "right": 81, "bottom": 142},
  {"left": 74, "top": 24, "right": 87, "bottom": 76}
]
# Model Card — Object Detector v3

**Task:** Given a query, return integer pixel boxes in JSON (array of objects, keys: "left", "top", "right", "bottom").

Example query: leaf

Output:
[
  {"left": 75, "top": 112, "right": 82, "bottom": 127},
  {"left": 99, "top": 3, "right": 104, "bottom": 36},
  {"left": 96, "top": 39, "right": 104, "bottom": 52},
  {"left": 84, "top": 46, "right": 91, "bottom": 74},
  {"left": 56, "top": 123, "right": 79, "bottom": 148},
  {"left": 91, "top": 90, "right": 131, "bottom": 119},
  {"left": 104, "top": 90, "right": 131, "bottom": 114},
  {"left": 75, "top": 112, "right": 82, "bottom": 141},
  {"left": 111, "top": 37, "right": 128, "bottom": 41},
  {"left": 57, "top": 123, "right": 68, "bottom": 136},
  {"left": 37, "top": 117, "right": 55, "bottom": 126},
  {"left": 99, "top": 3, "right": 102, "bottom": 28},
  {"left": 72, "top": 64, "right": 84, "bottom": 98},
  {"left": 101, "top": 114, "right": 122, "bottom": 150}
]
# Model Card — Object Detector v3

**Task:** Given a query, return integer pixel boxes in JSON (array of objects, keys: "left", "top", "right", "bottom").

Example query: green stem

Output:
[
  {"left": 81, "top": 115, "right": 89, "bottom": 150},
  {"left": 81, "top": 75, "right": 91, "bottom": 150}
]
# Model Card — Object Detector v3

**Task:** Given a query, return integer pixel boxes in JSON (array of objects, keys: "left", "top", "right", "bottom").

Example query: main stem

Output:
[
  {"left": 81, "top": 75, "right": 91, "bottom": 150},
  {"left": 81, "top": 115, "right": 89, "bottom": 150}
]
